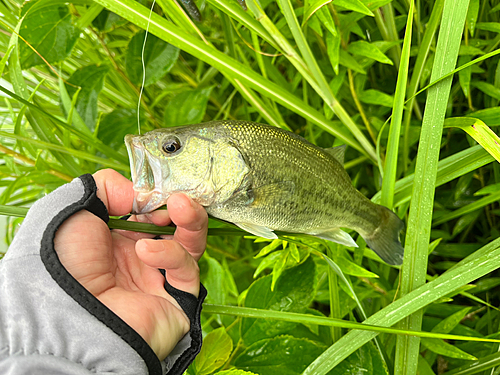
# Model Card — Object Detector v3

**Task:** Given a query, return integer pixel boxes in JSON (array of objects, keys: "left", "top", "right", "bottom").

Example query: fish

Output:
[{"left": 125, "top": 120, "right": 405, "bottom": 265}]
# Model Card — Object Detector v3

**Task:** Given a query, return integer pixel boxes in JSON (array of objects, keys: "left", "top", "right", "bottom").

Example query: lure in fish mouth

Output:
[{"left": 125, "top": 120, "right": 405, "bottom": 266}]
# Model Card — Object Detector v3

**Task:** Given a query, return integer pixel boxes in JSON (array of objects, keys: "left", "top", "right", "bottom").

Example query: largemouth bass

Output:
[{"left": 125, "top": 121, "right": 404, "bottom": 265}]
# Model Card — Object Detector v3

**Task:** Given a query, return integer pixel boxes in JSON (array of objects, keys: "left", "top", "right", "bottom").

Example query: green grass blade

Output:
[
  {"left": 201, "top": 304, "right": 500, "bottom": 343},
  {"left": 302, "top": 237, "right": 500, "bottom": 375},
  {"left": 373, "top": 145, "right": 494, "bottom": 207},
  {"left": 402, "top": 0, "right": 445, "bottom": 169},
  {"left": 395, "top": 1, "right": 470, "bottom": 374},
  {"left": 380, "top": 0, "right": 414, "bottom": 209},
  {"left": 444, "top": 117, "right": 500, "bottom": 162}
]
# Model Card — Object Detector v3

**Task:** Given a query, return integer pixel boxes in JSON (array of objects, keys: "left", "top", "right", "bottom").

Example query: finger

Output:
[
  {"left": 93, "top": 169, "right": 134, "bottom": 216},
  {"left": 136, "top": 239, "right": 200, "bottom": 297},
  {"left": 167, "top": 194, "right": 208, "bottom": 261}
]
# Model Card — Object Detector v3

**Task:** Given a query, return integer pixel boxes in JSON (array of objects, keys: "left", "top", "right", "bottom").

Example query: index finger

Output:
[
  {"left": 93, "top": 169, "right": 134, "bottom": 216},
  {"left": 167, "top": 193, "right": 208, "bottom": 261}
]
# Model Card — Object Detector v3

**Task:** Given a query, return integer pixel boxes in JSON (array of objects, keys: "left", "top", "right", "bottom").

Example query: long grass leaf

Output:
[
  {"left": 380, "top": 0, "right": 414, "bottom": 209},
  {"left": 394, "top": 1, "right": 470, "bottom": 374}
]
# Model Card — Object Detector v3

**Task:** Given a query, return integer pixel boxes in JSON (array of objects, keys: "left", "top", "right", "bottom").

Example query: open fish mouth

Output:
[{"left": 125, "top": 135, "right": 169, "bottom": 214}]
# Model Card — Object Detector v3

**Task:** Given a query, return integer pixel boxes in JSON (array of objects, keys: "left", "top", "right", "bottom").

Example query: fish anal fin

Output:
[
  {"left": 235, "top": 222, "right": 278, "bottom": 240},
  {"left": 324, "top": 145, "right": 346, "bottom": 165},
  {"left": 314, "top": 228, "right": 358, "bottom": 248}
]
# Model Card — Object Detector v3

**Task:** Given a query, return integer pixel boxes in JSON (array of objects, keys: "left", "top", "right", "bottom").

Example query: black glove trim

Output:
[
  {"left": 40, "top": 174, "right": 162, "bottom": 375},
  {"left": 161, "top": 271, "right": 208, "bottom": 375}
]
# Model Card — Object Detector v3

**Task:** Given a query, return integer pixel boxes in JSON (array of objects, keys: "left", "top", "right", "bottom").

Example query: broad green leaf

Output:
[
  {"left": 19, "top": 4, "right": 79, "bottom": 69},
  {"left": 241, "top": 257, "right": 316, "bottom": 345},
  {"left": 333, "top": 0, "right": 373, "bottom": 16},
  {"left": 459, "top": 45, "right": 484, "bottom": 56},
  {"left": 475, "top": 22, "right": 500, "bottom": 33},
  {"left": 194, "top": 327, "right": 232, "bottom": 375},
  {"left": 458, "top": 55, "right": 472, "bottom": 98},
  {"left": 421, "top": 338, "right": 477, "bottom": 360},
  {"left": 315, "top": 5, "right": 337, "bottom": 37},
  {"left": 202, "top": 253, "right": 226, "bottom": 306},
  {"left": 65, "top": 65, "right": 110, "bottom": 131},
  {"left": 234, "top": 336, "right": 325, "bottom": 375},
  {"left": 471, "top": 81, "right": 500, "bottom": 100},
  {"left": 98, "top": 108, "right": 146, "bottom": 148},
  {"left": 93, "top": 9, "right": 128, "bottom": 31},
  {"left": 326, "top": 32, "right": 341, "bottom": 74},
  {"left": 359, "top": 89, "right": 394, "bottom": 107},
  {"left": 333, "top": 256, "right": 378, "bottom": 278},
  {"left": 348, "top": 41, "right": 393, "bottom": 65},
  {"left": 466, "top": 0, "right": 479, "bottom": 36},
  {"left": 303, "top": 0, "right": 332, "bottom": 23},
  {"left": 339, "top": 49, "right": 366, "bottom": 74},
  {"left": 444, "top": 117, "right": 500, "bottom": 163},
  {"left": 216, "top": 371, "right": 258, "bottom": 375},
  {"left": 164, "top": 86, "right": 214, "bottom": 126},
  {"left": 126, "top": 30, "right": 179, "bottom": 86},
  {"left": 329, "top": 342, "right": 389, "bottom": 375},
  {"left": 271, "top": 249, "right": 289, "bottom": 290}
]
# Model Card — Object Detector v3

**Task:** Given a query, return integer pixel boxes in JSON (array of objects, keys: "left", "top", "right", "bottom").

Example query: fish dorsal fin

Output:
[
  {"left": 324, "top": 145, "right": 346, "bottom": 165},
  {"left": 314, "top": 228, "right": 358, "bottom": 248}
]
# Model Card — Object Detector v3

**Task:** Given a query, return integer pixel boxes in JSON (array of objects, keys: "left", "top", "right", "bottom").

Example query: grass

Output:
[{"left": 1, "top": 0, "right": 500, "bottom": 374}]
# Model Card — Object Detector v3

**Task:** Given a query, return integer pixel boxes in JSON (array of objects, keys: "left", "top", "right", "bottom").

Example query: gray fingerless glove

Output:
[{"left": 0, "top": 174, "right": 206, "bottom": 375}]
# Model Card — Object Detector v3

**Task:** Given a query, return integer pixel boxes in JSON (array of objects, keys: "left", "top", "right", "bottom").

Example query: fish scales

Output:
[{"left": 125, "top": 120, "right": 405, "bottom": 265}]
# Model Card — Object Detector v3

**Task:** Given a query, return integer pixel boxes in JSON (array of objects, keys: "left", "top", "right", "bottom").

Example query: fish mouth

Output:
[{"left": 125, "top": 134, "right": 169, "bottom": 214}]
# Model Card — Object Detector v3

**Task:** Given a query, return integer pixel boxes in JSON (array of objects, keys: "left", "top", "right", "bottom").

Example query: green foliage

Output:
[{"left": 2, "top": 0, "right": 500, "bottom": 374}]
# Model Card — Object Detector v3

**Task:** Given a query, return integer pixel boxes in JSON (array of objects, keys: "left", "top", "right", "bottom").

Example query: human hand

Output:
[{"left": 53, "top": 169, "right": 208, "bottom": 360}]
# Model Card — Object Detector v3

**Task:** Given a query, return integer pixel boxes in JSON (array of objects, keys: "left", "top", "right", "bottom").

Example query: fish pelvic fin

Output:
[
  {"left": 314, "top": 228, "right": 358, "bottom": 248},
  {"left": 362, "top": 206, "right": 405, "bottom": 266},
  {"left": 235, "top": 222, "right": 278, "bottom": 240}
]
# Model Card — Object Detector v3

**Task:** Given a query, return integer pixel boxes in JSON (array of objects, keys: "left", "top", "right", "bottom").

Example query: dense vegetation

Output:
[{"left": 1, "top": 0, "right": 500, "bottom": 374}]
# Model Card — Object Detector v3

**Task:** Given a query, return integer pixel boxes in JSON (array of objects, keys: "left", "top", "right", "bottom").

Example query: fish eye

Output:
[{"left": 162, "top": 137, "right": 181, "bottom": 154}]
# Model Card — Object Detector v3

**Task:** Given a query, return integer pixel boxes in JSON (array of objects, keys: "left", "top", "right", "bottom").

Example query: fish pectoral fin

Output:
[
  {"left": 235, "top": 222, "right": 278, "bottom": 240},
  {"left": 251, "top": 181, "right": 296, "bottom": 206},
  {"left": 314, "top": 228, "right": 358, "bottom": 248}
]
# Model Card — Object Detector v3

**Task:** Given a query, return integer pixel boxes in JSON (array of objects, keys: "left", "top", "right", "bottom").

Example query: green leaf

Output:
[
  {"left": 19, "top": 4, "right": 79, "bottom": 69},
  {"left": 359, "top": 89, "right": 394, "bottom": 107},
  {"left": 65, "top": 65, "right": 110, "bottom": 131},
  {"left": 125, "top": 30, "right": 179, "bottom": 86},
  {"left": 315, "top": 5, "right": 337, "bottom": 37},
  {"left": 459, "top": 45, "right": 484, "bottom": 56},
  {"left": 194, "top": 327, "right": 233, "bottom": 375},
  {"left": 93, "top": 9, "right": 128, "bottom": 31},
  {"left": 326, "top": 32, "right": 341, "bottom": 74},
  {"left": 458, "top": 55, "right": 472, "bottom": 98},
  {"left": 234, "top": 336, "right": 325, "bottom": 375},
  {"left": 421, "top": 338, "right": 477, "bottom": 360},
  {"left": 333, "top": 0, "right": 373, "bottom": 16},
  {"left": 348, "top": 41, "right": 393, "bottom": 65},
  {"left": 164, "top": 86, "right": 214, "bottom": 126},
  {"left": 241, "top": 257, "right": 316, "bottom": 345},
  {"left": 466, "top": 0, "right": 479, "bottom": 36},
  {"left": 216, "top": 370, "right": 258, "bottom": 375},
  {"left": 98, "top": 108, "right": 145, "bottom": 148},
  {"left": 444, "top": 117, "right": 500, "bottom": 163},
  {"left": 339, "top": 49, "right": 366, "bottom": 74},
  {"left": 329, "top": 342, "right": 389, "bottom": 375},
  {"left": 475, "top": 22, "right": 500, "bottom": 33},
  {"left": 202, "top": 253, "right": 226, "bottom": 306}
]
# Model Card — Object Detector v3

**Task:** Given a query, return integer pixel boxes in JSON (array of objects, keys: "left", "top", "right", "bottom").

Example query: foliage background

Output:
[{"left": 2, "top": 0, "right": 500, "bottom": 374}]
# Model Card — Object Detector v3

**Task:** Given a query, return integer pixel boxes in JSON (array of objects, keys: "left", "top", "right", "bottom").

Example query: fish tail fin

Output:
[{"left": 362, "top": 206, "right": 405, "bottom": 265}]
